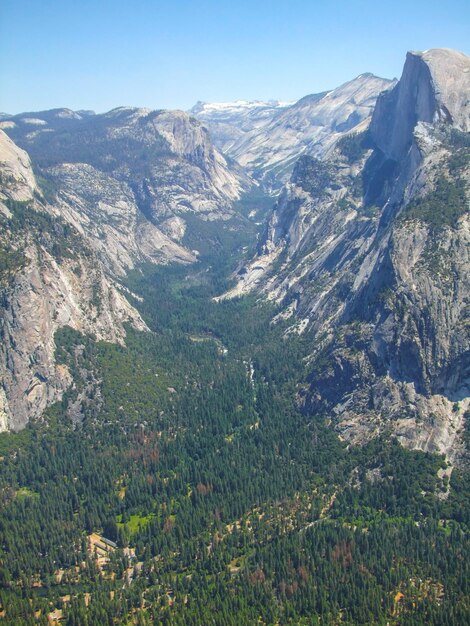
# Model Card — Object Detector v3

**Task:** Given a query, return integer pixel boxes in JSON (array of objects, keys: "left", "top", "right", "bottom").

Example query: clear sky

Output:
[{"left": 1, "top": 0, "right": 469, "bottom": 114}]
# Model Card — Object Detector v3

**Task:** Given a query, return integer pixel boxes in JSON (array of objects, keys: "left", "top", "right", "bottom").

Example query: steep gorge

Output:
[
  {"left": 0, "top": 49, "right": 469, "bottom": 464},
  {"left": 0, "top": 107, "right": 253, "bottom": 431}
]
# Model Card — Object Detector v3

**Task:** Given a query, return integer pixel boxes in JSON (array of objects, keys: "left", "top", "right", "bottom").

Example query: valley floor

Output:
[{"left": 0, "top": 253, "right": 469, "bottom": 625}]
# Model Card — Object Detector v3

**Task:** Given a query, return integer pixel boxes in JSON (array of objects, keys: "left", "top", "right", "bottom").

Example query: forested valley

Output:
[{"left": 0, "top": 223, "right": 469, "bottom": 626}]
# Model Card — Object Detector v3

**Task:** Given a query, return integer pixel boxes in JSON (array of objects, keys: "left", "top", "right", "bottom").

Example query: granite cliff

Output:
[
  {"left": 0, "top": 130, "right": 146, "bottom": 430},
  {"left": 200, "top": 74, "right": 395, "bottom": 189},
  {"left": 0, "top": 106, "right": 254, "bottom": 430},
  {"left": 225, "top": 49, "right": 470, "bottom": 460}
]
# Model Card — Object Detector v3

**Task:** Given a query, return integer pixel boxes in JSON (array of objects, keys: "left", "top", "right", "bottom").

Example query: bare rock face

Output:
[
  {"left": 46, "top": 162, "right": 195, "bottom": 276},
  {"left": 370, "top": 52, "right": 438, "bottom": 162},
  {"left": 420, "top": 48, "right": 470, "bottom": 132},
  {"left": 222, "top": 74, "right": 395, "bottom": 187},
  {"left": 190, "top": 100, "right": 294, "bottom": 153},
  {"left": 0, "top": 131, "right": 147, "bottom": 432},
  {"left": 371, "top": 48, "right": 470, "bottom": 161},
  {"left": 111, "top": 108, "right": 247, "bottom": 220},
  {"left": 366, "top": 48, "right": 470, "bottom": 209},
  {"left": 3, "top": 107, "right": 248, "bottom": 225},
  {"left": 226, "top": 48, "right": 470, "bottom": 460},
  {"left": 0, "top": 130, "right": 36, "bottom": 205}
]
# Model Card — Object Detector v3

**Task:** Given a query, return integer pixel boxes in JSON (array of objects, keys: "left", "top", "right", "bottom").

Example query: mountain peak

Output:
[
  {"left": 370, "top": 47, "right": 470, "bottom": 164},
  {"left": 416, "top": 48, "right": 470, "bottom": 131},
  {"left": 226, "top": 73, "right": 394, "bottom": 186}
]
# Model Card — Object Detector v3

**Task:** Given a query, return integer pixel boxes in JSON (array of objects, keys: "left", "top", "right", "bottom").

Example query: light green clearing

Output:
[{"left": 116, "top": 513, "right": 155, "bottom": 535}]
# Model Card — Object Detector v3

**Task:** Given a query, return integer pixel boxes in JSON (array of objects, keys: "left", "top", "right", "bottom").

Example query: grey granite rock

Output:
[{"left": 224, "top": 48, "right": 470, "bottom": 460}]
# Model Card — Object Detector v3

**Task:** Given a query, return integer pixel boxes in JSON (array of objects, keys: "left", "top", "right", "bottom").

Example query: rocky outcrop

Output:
[
  {"left": 0, "top": 131, "right": 147, "bottom": 431},
  {"left": 0, "top": 131, "right": 36, "bottom": 206},
  {"left": 225, "top": 49, "right": 470, "bottom": 460},
  {"left": 2, "top": 107, "right": 248, "bottom": 223}
]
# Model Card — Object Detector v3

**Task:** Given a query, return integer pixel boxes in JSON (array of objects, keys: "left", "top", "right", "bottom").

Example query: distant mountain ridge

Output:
[
  {"left": 193, "top": 74, "right": 395, "bottom": 189},
  {"left": 190, "top": 99, "right": 294, "bottom": 154}
]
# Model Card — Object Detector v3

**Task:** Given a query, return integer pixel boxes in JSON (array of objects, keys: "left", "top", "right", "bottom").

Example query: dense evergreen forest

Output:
[{"left": 0, "top": 217, "right": 469, "bottom": 625}]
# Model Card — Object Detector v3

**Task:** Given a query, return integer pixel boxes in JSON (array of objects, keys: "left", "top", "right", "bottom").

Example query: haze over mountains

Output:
[
  {"left": 1, "top": 46, "right": 470, "bottom": 625},
  {"left": 190, "top": 99, "right": 294, "bottom": 153},
  {"left": 192, "top": 74, "right": 395, "bottom": 187},
  {"left": 0, "top": 48, "right": 469, "bottom": 461}
]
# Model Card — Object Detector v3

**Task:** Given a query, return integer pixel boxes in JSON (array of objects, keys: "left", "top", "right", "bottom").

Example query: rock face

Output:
[
  {"left": 0, "top": 131, "right": 37, "bottom": 204},
  {"left": 226, "top": 49, "right": 470, "bottom": 460},
  {"left": 190, "top": 100, "right": 293, "bottom": 153},
  {"left": 221, "top": 74, "right": 395, "bottom": 187},
  {"left": 366, "top": 48, "right": 470, "bottom": 210},
  {"left": 0, "top": 101, "right": 259, "bottom": 431},
  {"left": 123, "top": 108, "right": 245, "bottom": 220},
  {"left": 0, "top": 130, "right": 147, "bottom": 431},
  {"left": 1, "top": 107, "right": 250, "bottom": 270},
  {"left": 372, "top": 49, "right": 470, "bottom": 159},
  {"left": 45, "top": 161, "right": 195, "bottom": 277}
]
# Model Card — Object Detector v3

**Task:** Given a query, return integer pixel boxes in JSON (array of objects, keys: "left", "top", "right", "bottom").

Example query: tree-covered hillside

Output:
[{"left": 0, "top": 250, "right": 469, "bottom": 625}]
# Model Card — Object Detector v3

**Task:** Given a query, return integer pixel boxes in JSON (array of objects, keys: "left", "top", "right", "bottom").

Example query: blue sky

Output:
[{"left": 1, "top": 0, "right": 469, "bottom": 114}]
